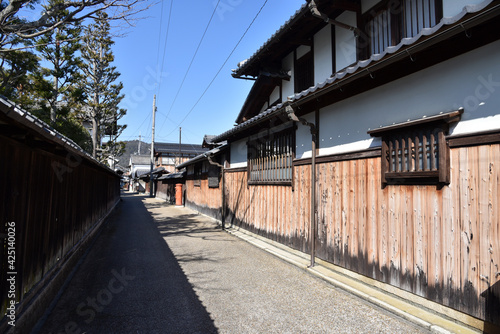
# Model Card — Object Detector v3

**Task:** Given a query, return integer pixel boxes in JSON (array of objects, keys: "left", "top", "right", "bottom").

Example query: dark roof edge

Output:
[
  {"left": 0, "top": 97, "right": 118, "bottom": 177},
  {"left": 214, "top": 0, "right": 498, "bottom": 143},
  {"left": 177, "top": 143, "right": 229, "bottom": 169},
  {"left": 232, "top": 1, "right": 311, "bottom": 78},
  {"left": 211, "top": 103, "right": 289, "bottom": 143}
]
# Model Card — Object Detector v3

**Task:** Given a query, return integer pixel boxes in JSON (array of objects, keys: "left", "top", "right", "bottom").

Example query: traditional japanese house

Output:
[
  {"left": 177, "top": 144, "right": 228, "bottom": 221},
  {"left": 128, "top": 154, "right": 151, "bottom": 192},
  {"left": 154, "top": 142, "right": 207, "bottom": 173},
  {"left": 182, "top": 0, "right": 500, "bottom": 330}
]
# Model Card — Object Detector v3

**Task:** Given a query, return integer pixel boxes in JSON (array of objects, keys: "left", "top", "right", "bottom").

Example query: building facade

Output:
[
  {"left": 154, "top": 142, "right": 207, "bottom": 173},
  {"left": 181, "top": 0, "right": 500, "bottom": 330}
]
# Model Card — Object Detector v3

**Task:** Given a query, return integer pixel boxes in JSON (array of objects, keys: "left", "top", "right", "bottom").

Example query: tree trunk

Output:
[
  {"left": 51, "top": 76, "right": 58, "bottom": 124},
  {"left": 92, "top": 115, "right": 98, "bottom": 158},
  {"left": 51, "top": 27, "right": 60, "bottom": 125}
]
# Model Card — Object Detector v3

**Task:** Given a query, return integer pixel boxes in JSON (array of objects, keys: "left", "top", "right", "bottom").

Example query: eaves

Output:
[{"left": 212, "top": 0, "right": 500, "bottom": 143}]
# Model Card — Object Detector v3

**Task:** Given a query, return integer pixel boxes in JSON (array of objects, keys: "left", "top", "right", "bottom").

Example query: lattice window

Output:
[
  {"left": 384, "top": 127, "right": 444, "bottom": 179},
  {"left": 248, "top": 128, "right": 294, "bottom": 185},
  {"left": 193, "top": 163, "right": 201, "bottom": 187},
  {"left": 364, "top": 0, "right": 442, "bottom": 55},
  {"left": 368, "top": 109, "right": 463, "bottom": 186},
  {"left": 403, "top": 0, "right": 442, "bottom": 38}
]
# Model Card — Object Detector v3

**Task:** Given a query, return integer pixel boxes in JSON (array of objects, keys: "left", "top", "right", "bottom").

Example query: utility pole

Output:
[
  {"left": 178, "top": 127, "right": 182, "bottom": 166},
  {"left": 138, "top": 132, "right": 141, "bottom": 155},
  {"left": 150, "top": 95, "right": 156, "bottom": 197}
]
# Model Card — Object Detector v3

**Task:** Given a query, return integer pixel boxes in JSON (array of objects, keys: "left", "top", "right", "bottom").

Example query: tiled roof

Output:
[
  {"left": 289, "top": 0, "right": 496, "bottom": 102},
  {"left": 232, "top": 2, "right": 310, "bottom": 78},
  {"left": 130, "top": 155, "right": 151, "bottom": 165},
  {"left": 0, "top": 97, "right": 115, "bottom": 174},
  {"left": 176, "top": 144, "right": 228, "bottom": 169},
  {"left": 213, "top": 0, "right": 497, "bottom": 143},
  {"left": 154, "top": 142, "right": 207, "bottom": 155}
]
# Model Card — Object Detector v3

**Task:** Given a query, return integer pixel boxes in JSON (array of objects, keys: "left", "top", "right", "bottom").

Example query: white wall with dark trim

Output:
[
  {"left": 229, "top": 138, "right": 248, "bottom": 168},
  {"left": 293, "top": 40, "right": 500, "bottom": 158},
  {"left": 335, "top": 11, "right": 357, "bottom": 71},
  {"left": 314, "top": 25, "right": 333, "bottom": 84},
  {"left": 282, "top": 52, "right": 295, "bottom": 100}
]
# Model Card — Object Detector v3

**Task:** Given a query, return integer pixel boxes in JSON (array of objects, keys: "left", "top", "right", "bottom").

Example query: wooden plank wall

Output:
[
  {"left": 223, "top": 143, "right": 500, "bottom": 325},
  {"left": 185, "top": 177, "right": 222, "bottom": 218},
  {"left": 0, "top": 136, "right": 120, "bottom": 316},
  {"left": 225, "top": 168, "right": 310, "bottom": 252},
  {"left": 156, "top": 182, "right": 176, "bottom": 204}
]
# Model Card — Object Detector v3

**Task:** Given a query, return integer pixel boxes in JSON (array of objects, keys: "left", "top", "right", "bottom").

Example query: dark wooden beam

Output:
[{"left": 319, "top": 0, "right": 361, "bottom": 14}]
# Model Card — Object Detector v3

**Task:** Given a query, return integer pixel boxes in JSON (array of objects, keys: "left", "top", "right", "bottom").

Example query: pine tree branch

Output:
[{"left": 0, "top": 0, "right": 152, "bottom": 49}]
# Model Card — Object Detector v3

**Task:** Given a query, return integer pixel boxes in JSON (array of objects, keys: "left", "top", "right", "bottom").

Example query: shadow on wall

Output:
[
  {"left": 224, "top": 203, "right": 500, "bottom": 333},
  {"left": 482, "top": 279, "right": 500, "bottom": 333}
]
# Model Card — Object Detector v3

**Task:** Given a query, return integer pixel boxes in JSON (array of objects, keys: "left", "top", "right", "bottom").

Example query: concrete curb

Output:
[{"left": 223, "top": 225, "right": 480, "bottom": 334}]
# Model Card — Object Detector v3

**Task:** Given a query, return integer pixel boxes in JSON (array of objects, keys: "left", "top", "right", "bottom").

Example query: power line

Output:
[
  {"left": 157, "top": 0, "right": 174, "bottom": 97},
  {"left": 125, "top": 113, "right": 151, "bottom": 140},
  {"left": 126, "top": 0, "right": 172, "bottom": 142},
  {"left": 158, "top": 0, "right": 221, "bottom": 134},
  {"left": 154, "top": 0, "right": 165, "bottom": 72},
  {"left": 165, "top": 0, "right": 269, "bottom": 137}
]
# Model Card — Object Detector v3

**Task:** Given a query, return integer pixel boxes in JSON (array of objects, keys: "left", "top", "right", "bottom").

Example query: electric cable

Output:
[
  {"left": 165, "top": 0, "right": 269, "bottom": 138},
  {"left": 158, "top": 0, "right": 221, "bottom": 133}
]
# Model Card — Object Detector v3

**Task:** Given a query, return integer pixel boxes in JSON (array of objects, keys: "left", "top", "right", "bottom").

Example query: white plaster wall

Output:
[
  {"left": 294, "top": 40, "right": 500, "bottom": 158},
  {"left": 229, "top": 138, "right": 248, "bottom": 168},
  {"left": 335, "top": 11, "right": 357, "bottom": 71},
  {"left": 314, "top": 25, "right": 333, "bottom": 85},
  {"left": 362, "top": 0, "right": 486, "bottom": 17},
  {"left": 295, "top": 112, "right": 316, "bottom": 159},
  {"left": 443, "top": 0, "right": 486, "bottom": 17},
  {"left": 282, "top": 52, "right": 294, "bottom": 100},
  {"left": 270, "top": 86, "right": 280, "bottom": 104}
]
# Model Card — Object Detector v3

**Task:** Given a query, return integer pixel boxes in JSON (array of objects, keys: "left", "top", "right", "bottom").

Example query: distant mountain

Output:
[{"left": 117, "top": 140, "right": 150, "bottom": 168}]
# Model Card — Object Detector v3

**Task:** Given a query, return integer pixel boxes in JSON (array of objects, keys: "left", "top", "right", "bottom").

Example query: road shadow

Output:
[
  {"left": 36, "top": 193, "right": 218, "bottom": 334},
  {"left": 144, "top": 198, "right": 235, "bottom": 245}
]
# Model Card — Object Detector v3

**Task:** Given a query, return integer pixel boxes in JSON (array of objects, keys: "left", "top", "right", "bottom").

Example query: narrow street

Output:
[{"left": 37, "top": 192, "right": 428, "bottom": 333}]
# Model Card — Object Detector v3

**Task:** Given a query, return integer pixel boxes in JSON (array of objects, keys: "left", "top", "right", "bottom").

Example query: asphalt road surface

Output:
[{"left": 36, "top": 192, "right": 428, "bottom": 334}]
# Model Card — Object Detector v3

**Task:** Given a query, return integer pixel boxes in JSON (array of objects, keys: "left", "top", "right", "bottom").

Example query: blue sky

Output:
[{"left": 112, "top": 0, "right": 305, "bottom": 146}]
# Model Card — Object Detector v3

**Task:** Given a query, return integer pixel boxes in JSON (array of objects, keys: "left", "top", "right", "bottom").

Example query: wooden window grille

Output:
[
  {"left": 364, "top": 0, "right": 442, "bottom": 55},
  {"left": 208, "top": 165, "right": 220, "bottom": 188},
  {"left": 248, "top": 128, "right": 294, "bottom": 185},
  {"left": 367, "top": 6, "right": 400, "bottom": 55},
  {"left": 193, "top": 163, "right": 201, "bottom": 187},
  {"left": 368, "top": 108, "right": 463, "bottom": 187},
  {"left": 383, "top": 127, "right": 445, "bottom": 181},
  {"left": 403, "top": 0, "right": 442, "bottom": 38}
]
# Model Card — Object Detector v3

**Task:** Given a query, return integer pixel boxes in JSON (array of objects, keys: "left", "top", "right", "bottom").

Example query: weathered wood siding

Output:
[
  {"left": 0, "top": 136, "right": 120, "bottom": 317},
  {"left": 225, "top": 168, "right": 309, "bottom": 251},
  {"left": 223, "top": 143, "right": 500, "bottom": 325},
  {"left": 185, "top": 176, "right": 222, "bottom": 220},
  {"left": 156, "top": 181, "right": 177, "bottom": 204}
]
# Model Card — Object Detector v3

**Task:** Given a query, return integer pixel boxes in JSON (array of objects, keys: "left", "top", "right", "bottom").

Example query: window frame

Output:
[
  {"left": 363, "top": 0, "right": 443, "bottom": 57},
  {"left": 368, "top": 108, "right": 463, "bottom": 187},
  {"left": 294, "top": 47, "right": 314, "bottom": 93},
  {"left": 208, "top": 164, "right": 220, "bottom": 188},
  {"left": 193, "top": 163, "right": 202, "bottom": 187},
  {"left": 247, "top": 123, "right": 295, "bottom": 186}
]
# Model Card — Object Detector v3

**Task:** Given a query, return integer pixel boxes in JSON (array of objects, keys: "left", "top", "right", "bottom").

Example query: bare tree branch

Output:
[{"left": 0, "top": 0, "right": 153, "bottom": 50}]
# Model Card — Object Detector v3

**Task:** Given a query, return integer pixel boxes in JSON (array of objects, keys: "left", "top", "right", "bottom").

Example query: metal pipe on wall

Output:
[
  {"left": 285, "top": 105, "right": 317, "bottom": 267},
  {"left": 206, "top": 154, "right": 226, "bottom": 230}
]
